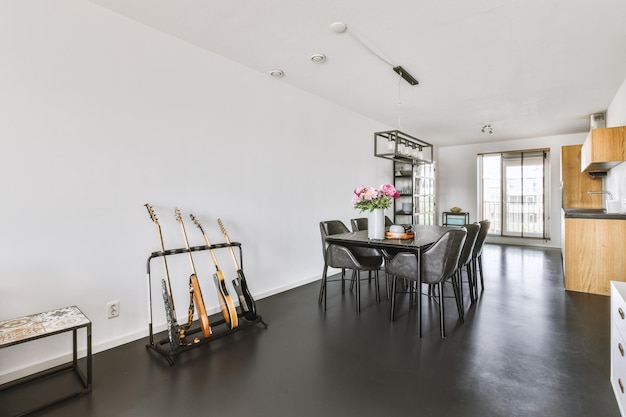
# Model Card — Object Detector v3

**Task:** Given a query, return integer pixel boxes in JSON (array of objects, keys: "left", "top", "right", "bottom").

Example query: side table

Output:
[
  {"left": 0, "top": 306, "right": 92, "bottom": 416},
  {"left": 442, "top": 211, "right": 470, "bottom": 226}
]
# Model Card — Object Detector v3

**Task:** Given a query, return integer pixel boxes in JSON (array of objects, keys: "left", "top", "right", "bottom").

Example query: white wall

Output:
[
  {"left": 0, "top": 0, "right": 392, "bottom": 380},
  {"left": 437, "top": 73, "right": 626, "bottom": 249},
  {"left": 605, "top": 77, "right": 626, "bottom": 205},
  {"left": 437, "top": 134, "right": 588, "bottom": 248}
]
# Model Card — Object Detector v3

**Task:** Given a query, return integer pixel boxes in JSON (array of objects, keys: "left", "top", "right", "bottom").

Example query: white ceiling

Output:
[{"left": 89, "top": 0, "right": 626, "bottom": 146}]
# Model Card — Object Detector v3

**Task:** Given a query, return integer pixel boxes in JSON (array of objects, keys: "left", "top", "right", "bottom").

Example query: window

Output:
[{"left": 478, "top": 150, "right": 550, "bottom": 239}]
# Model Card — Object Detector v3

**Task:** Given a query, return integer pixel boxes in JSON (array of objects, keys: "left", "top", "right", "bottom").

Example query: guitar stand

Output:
[{"left": 145, "top": 243, "right": 268, "bottom": 366}]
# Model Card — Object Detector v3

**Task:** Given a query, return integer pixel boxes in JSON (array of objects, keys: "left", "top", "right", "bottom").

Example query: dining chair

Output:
[
  {"left": 350, "top": 216, "right": 394, "bottom": 232},
  {"left": 471, "top": 220, "right": 490, "bottom": 297},
  {"left": 350, "top": 217, "right": 368, "bottom": 232},
  {"left": 319, "top": 220, "right": 382, "bottom": 313},
  {"left": 350, "top": 216, "right": 399, "bottom": 298},
  {"left": 453, "top": 222, "right": 480, "bottom": 311},
  {"left": 387, "top": 228, "right": 467, "bottom": 337}
]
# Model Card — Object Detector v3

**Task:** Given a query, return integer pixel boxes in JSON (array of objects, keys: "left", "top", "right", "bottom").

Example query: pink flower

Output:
[
  {"left": 353, "top": 183, "right": 398, "bottom": 212},
  {"left": 380, "top": 183, "right": 398, "bottom": 198},
  {"left": 362, "top": 187, "right": 378, "bottom": 200},
  {"left": 354, "top": 185, "right": 366, "bottom": 195}
]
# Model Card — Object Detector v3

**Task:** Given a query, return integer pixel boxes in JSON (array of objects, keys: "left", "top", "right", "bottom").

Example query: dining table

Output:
[{"left": 323, "top": 224, "right": 458, "bottom": 336}]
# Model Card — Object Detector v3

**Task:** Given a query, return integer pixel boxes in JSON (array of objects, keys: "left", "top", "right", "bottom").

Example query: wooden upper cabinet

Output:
[
  {"left": 561, "top": 144, "right": 601, "bottom": 208},
  {"left": 581, "top": 126, "right": 626, "bottom": 173}
]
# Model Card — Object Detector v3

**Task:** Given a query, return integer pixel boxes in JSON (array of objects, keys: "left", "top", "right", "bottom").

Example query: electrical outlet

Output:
[{"left": 106, "top": 300, "right": 120, "bottom": 319}]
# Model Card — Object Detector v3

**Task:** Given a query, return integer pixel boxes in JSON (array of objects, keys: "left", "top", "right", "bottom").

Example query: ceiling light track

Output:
[{"left": 331, "top": 21, "right": 419, "bottom": 86}]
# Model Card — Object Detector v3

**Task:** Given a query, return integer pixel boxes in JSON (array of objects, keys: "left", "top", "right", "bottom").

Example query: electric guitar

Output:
[
  {"left": 190, "top": 214, "right": 239, "bottom": 329},
  {"left": 175, "top": 208, "right": 212, "bottom": 338},
  {"left": 218, "top": 218, "right": 257, "bottom": 321},
  {"left": 145, "top": 203, "right": 180, "bottom": 349}
]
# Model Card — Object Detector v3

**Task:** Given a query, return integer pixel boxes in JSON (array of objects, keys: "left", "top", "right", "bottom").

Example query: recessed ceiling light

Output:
[
  {"left": 310, "top": 53, "right": 326, "bottom": 63},
  {"left": 269, "top": 69, "right": 284, "bottom": 78},
  {"left": 330, "top": 22, "right": 347, "bottom": 33}
]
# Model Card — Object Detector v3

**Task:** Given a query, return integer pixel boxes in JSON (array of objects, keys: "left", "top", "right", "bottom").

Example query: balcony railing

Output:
[{"left": 482, "top": 201, "right": 545, "bottom": 237}]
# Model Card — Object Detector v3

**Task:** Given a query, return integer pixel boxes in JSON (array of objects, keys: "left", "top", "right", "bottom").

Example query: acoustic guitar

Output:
[
  {"left": 190, "top": 214, "right": 239, "bottom": 329},
  {"left": 218, "top": 219, "right": 257, "bottom": 321},
  {"left": 175, "top": 208, "right": 212, "bottom": 338},
  {"left": 145, "top": 203, "right": 181, "bottom": 349}
]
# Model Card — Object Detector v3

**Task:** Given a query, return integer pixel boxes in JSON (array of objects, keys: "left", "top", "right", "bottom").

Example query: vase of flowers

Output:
[{"left": 352, "top": 184, "right": 400, "bottom": 239}]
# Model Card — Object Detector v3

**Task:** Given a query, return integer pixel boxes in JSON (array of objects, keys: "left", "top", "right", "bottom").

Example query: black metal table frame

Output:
[
  {"left": 0, "top": 310, "right": 92, "bottom": 416},
  {"left": 324, "top": 225, "right": 454, "bottom": 337}
]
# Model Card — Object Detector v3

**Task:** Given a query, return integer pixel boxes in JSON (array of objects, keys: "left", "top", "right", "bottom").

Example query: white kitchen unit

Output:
[{"left": 611, "top": 281, "right": 626, "bottom": 416}]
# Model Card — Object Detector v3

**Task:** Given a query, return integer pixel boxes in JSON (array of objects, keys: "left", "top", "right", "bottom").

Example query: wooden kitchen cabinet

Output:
[
  {"left": 561, "top": 144, "right": 602, "bottom": 208},
  {"left": 581, "top": 126, "right": 626, "bottom": 173},
  {"left": 564, "top": 218, "right": 626, "bottom": 295}
]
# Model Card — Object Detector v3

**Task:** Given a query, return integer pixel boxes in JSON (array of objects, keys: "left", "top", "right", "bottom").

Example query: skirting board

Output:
[{"left": 0, "top": 273, "right": 322, "bottom": 385}]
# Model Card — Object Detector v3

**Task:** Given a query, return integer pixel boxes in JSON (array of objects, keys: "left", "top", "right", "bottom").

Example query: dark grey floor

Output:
[{"left": 3, "top": 244, "right": 620, "bottom": 417}]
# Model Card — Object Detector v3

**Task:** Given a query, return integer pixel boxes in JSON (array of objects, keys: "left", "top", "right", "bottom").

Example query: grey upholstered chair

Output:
[
  {"left": 350, "top": 216, "right": 400, "bottom": 299},
  {"left": 454, "top": 222, "right": 480, "bottom": 311},
  {"left": 471, "top": 220, "right": 490, "bottom": 297},
  {"left": 350, "top": 216, "right": 394, "bottom": 232},
  {"left": 350, "top": 217, "right": 368, "bottom": 232},
  {"left": 319, "top": 220, "right": 383, "bottom": 313},
  {"left": 387, "top": 228, "right": 467, "bottom": 337}
]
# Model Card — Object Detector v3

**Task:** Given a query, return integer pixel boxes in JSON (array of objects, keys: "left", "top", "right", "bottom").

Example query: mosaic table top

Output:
[{"left": 0, "top": 306, "right": 90, "bottom": 347}]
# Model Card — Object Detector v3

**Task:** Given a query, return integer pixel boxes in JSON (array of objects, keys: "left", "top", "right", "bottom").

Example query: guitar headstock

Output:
[
  {"left": 174, "top": 207, "right": 183, "bottom": 224},
  {"left": 217, "top": 218, "right": 229, "bottom": 237},
  {"left": 145, "top": 203, "right": 158, "bottom": 224},
  {"left": 190, "top": 214, "right": 204, "bottom": 233}
]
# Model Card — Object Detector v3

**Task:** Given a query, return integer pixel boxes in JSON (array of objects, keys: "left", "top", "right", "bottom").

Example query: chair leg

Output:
[
  {"left": 451, "top": 272, "right": 464, "bottom": 323},
  {"left": 374, "top": 270, "right": 380, "bottom": 303},
  {"left": 390, "top": 276, "right": 398, "bottom": 321},
  {"left": 456, "top": 270, "right": 465, "bottom": 315},
  {"left": 318, "top": 263, "right": 328, "bottom": 305},
  {"left": 478, "top": 255, "right": 485, "bottom": 291},
  {"left": 466, "top": 263, "right": 476, "bottom": 303},
  {"left": 354, "top": 270, "right": 360, "bottom": 314},
  {"left": 437, "top": 282, "right": 446, "bottom": 338},
  {"left": 341, "top": 268, "right": 346, "bottom": 294},
  {"left": 470, "top": 258, "right": 478, "bottom": 301},
  {"left": 417, "top": 281, "right": 422, "bottom": 338},
  {"left": 318, "top": 264, "right": 329, "bottom": 310}
]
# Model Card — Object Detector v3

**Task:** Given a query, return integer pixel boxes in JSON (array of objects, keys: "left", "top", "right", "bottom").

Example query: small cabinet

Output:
[
  {"left": 442, "top": 211, "right": 469, "bottom": 226},
  {"left": 581, "top": 126, "right": 626, "bottom": 173},
  {"left": 561, "top": 144, "right": 602, "bottom": 208}
]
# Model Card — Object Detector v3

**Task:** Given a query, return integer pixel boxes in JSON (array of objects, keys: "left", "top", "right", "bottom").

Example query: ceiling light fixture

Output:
[
  {"left": 482, "top": 125, "right": 494, "bottom": 135},
  {"left": 310, "top": 53, "right": 326, "bottom": 63},
  {"left": 269, "top": 69, "right": 284, "bottom": 78},
  {"left": 330, "top": 21, "right": 418, "bottom": 86}
]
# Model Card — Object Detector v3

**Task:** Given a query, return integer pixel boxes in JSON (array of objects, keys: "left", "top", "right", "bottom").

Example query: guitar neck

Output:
[
  {"left": 175, "top": 208, "right": 197, "bottom": 275},
  {"left": 218, "top": 218, "right": 242, "bottom": 270},
  {"left": 145, "top": 204, "right": 176, "bottom": 310},
  {"left": 190, "top": 214, "right": 222, "bottom": 272}
]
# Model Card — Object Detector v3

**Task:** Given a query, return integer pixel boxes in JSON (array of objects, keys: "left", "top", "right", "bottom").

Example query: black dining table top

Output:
[{"left": 324, "top": 224, "right": 457, "bottom": 251}]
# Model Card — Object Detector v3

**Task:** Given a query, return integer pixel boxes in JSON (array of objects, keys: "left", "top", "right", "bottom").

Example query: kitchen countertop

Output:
[{"left": 563, "top": 208, "right": 626, "bottom": 219}]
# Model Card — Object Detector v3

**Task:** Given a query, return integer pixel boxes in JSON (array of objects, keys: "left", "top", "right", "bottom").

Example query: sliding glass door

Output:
[{"left": 478, "top": 150, "right": 550, "bottom": 239}]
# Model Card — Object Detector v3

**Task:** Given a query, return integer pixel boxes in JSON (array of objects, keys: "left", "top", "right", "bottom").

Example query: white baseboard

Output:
[{"left": 0, "top": 275, "right": 323, "bottom": 385}]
